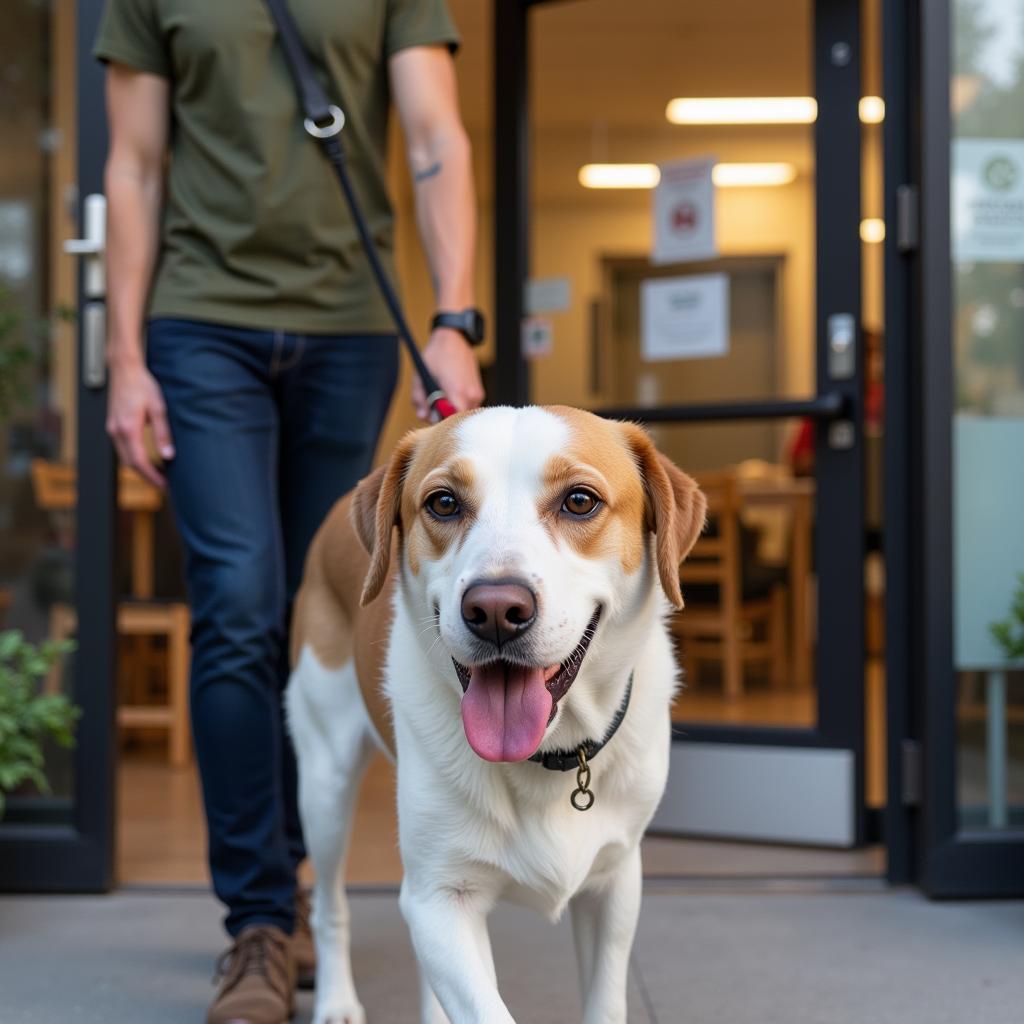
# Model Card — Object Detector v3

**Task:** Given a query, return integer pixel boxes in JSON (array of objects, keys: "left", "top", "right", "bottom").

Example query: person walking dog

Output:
[{"left": 95, "top": 2, "right": 483, "bottom": 1020}]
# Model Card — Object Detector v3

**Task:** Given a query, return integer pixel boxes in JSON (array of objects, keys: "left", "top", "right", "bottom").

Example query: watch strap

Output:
[{"left": 431, "top": 309, "right": 485, "bottom": 346}]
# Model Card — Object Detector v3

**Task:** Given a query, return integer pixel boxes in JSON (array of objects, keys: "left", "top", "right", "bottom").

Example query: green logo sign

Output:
[{"left": 983, "top": 155, "right": 1018, "bottom": 191}]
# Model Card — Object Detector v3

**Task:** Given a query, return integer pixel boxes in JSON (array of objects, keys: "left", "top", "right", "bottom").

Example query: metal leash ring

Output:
[
  {"left": 571, "top": 748, "right": 595, "bottom": 812},
  {"left": 304, "top": 104, "right": 345, "bottom": 139}
]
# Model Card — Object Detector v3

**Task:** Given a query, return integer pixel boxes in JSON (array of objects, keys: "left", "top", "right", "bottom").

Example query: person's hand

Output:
[
  {"left": 412, "top": 327, "right": 485, "bottom": 421},
  {"left": 106, "top": 355, "right": 174, "bottom": 490}
]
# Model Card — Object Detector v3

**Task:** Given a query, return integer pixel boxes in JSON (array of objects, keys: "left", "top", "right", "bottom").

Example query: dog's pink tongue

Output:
[{"left": 461, "top": 663, "right": 553, "bottom": 762}]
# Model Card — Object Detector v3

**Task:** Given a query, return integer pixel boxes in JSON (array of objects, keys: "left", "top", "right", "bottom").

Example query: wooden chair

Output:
[
  {"left": 671, "top": 470, "right": 788, "bottom": 700},
  {"left": 31, "top": 459, "right": 192, "bottom": 768}
]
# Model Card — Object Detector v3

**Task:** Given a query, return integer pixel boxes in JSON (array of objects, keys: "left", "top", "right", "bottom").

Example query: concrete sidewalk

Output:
[{"left": 1, "top": 881, "right": 1021, "bottom": 1023}]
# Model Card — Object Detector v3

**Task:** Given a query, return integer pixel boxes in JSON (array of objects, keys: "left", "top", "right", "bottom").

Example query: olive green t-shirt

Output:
[{"left": 94, "top": 0, "right": 459, "bottom": 333}]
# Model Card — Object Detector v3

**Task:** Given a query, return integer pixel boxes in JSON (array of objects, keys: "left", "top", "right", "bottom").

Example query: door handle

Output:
[
  {"left": 64, "top": 193, "right": 106, "bottom": 299},
  {"left": 593, "top": 392, "right": 848, "bottom": 424}
]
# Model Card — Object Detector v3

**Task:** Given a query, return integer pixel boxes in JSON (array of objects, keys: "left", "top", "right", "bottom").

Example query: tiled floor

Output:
[{"left": 2, "top": 883, "right": 1022, "bottom": 1023}]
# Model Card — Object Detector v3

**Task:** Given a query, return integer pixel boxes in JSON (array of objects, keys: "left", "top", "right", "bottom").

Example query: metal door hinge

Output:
[
  {"left": 902, "top": 739, "right": 922, "bottom": 807},
  {"left": 896, "top": 185, "right": 919, "bottom": 253}
]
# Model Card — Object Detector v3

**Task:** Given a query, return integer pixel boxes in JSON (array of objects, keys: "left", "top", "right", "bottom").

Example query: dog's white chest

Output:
[{"left": 495, "top": 809, "right": 640, "bottom": 918}]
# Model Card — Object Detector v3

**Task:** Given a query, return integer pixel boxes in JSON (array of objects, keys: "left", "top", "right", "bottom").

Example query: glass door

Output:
[
  {"left": 0, "top": 0, "right": 117, "bottom": 891},
  {"left": 916, "top": 0, "right": 1024, "bottom": 895},
  {"left": 496, "top": 0, "right": 867, "bottom": 845}
]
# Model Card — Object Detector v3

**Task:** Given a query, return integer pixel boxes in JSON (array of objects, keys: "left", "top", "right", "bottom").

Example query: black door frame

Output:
[
  {"left": 913, "top": 0, "right": 1024, "bottom": 897},
  {"left": 880, "top": 0, "right": 917, "bottom": 885},
  {"left": 0, "top": 0, "right": 117, "bottom": 892},
  {"left": 495, "top": 0, "right": 867, "bottom": 844}
]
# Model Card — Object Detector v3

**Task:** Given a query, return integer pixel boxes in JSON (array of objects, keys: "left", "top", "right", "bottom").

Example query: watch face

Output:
[{"left": 435, "top": 309, "right": 485, "bottom": 343}]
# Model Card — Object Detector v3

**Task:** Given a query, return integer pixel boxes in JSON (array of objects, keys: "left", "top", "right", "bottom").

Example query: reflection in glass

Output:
[
  {"left": 951, "top": 0, "right": 1024, "bottom": 830},
  {"left": 1, "top": 0, "right": 77, "bottom": 827}
]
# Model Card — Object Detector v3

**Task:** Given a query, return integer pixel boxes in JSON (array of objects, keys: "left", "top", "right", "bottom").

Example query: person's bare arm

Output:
[
  {"left": 389, "top": 46, "right": 483, "bottom": 419},
  {"left": 104, "top": 63, "right": 173, "bottom": 488}
]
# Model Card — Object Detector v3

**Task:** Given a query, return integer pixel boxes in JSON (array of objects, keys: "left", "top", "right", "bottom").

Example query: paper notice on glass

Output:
[
  {"left": 641, "top": 274, "right": 729, "bottom": 362},
  {"left": 651, "top": 157, "right": 717, "bottom": 265},
  {"left": 521, "top": 316, "right": 553, "bottom": 358},
  {"left": 952, "top": 139, "right": 1024, "bottom": 262}
]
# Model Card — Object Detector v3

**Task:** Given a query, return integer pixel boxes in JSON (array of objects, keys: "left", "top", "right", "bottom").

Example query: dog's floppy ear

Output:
[
  {"left": 621, "top": 423, "right": 707, "bottom": 609},
  {"left": 350, "top": 431, "right": 421, "bottom": 606}
]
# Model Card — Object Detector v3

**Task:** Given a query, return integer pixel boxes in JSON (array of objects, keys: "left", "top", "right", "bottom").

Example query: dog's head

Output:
[{"left": 352, "top": 406, "right": 705, "bottom": 764}]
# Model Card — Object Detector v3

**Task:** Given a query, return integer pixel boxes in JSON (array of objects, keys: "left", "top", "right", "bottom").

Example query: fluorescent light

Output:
[
  {"left": 666, "top": 97, "right": 818, "bottom": 125},
  {"left": 578, "top": 164, "right": 660, "bottom": 189},
  {"left": 712, "top": 162, "right": 796, "bottom": 187},
  {"left": 666, "top": 95, "right": 885, "bottom": 125},
  {"left": 578, "top": 162, "right": 797, "bottom": 190},
  {"left": 860, "top": 218, "right": 885, "bottom": 243},
  {"left": 859, "top": 96, "right": 885, "bottom": 124}
]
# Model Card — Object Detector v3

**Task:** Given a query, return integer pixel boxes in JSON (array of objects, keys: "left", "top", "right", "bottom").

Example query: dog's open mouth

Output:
[{"left": 452, "top": 607, "right": 602, "bottom": 763}]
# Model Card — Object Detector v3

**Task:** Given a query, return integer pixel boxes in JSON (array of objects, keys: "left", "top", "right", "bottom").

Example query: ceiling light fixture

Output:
[
  {"left": 665, "top": 95, "right": 885, "bottom": 125},
  {"left": 578, "top": 163, "right": 661, "bottom": 189},
  {"left": 859, "top": 96, "right": 885, "bottom": 124},
  {"left": 666, "top": 97, "right": 818, "bottom": 125},
  {"left": 578, "top": 163, "right": 797, "bottom": 189},
  {"left": 712, "top": 162, "right": 797, "bottom": 187},
  {"left": 860, "top": 218, "right": 886, "bottom": 243}
]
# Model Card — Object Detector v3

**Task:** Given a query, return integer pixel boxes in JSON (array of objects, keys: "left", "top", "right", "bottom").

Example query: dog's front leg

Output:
[
  {"left": 570, "top": 846, "right": 643, "bottom": 1024},
  {"left": 400, "top": 880, "right": 514, "bottom": 1024}
]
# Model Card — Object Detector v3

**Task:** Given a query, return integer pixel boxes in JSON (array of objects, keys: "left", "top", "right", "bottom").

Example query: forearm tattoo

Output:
[{"left": 414, "top": 160, "right": 443, "bottom": 183}]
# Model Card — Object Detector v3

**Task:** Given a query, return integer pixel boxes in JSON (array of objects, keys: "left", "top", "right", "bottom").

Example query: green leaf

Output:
[{"left": 0, "top": 629, "right": 81, "bottom": 807}]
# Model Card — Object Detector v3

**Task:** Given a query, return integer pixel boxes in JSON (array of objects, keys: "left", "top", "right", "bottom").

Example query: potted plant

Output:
[
  {"left": 989, "top": 571, "right": 1024, "bottom": 663},
  {"left": 0, "top": 630, "right": 79, "bottom": 820}
]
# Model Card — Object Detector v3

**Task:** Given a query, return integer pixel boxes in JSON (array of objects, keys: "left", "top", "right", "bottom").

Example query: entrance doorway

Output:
[
  {"left": 2, "top": 0, "right": 892, "bottom": 890},
  {"left": 498, "top": 0, "right": 885, "bottom": 853}
]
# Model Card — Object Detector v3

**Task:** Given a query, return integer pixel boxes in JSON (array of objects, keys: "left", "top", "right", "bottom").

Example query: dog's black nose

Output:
[{"left": 461, "top": 579, "right": 537, "bottom": 647}]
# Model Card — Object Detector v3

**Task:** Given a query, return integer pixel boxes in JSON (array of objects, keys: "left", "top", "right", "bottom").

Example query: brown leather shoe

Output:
[
  {"left": 208, "top": 924, "right": 296, "bottom": 1024},
  {"left": 292, "top": 888, "right": 316, "bottom": 990}
]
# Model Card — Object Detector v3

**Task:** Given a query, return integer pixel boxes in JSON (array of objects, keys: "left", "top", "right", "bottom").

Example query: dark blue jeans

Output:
[{"left": 147, "top": 318, "right": 398, "bottom": 937}]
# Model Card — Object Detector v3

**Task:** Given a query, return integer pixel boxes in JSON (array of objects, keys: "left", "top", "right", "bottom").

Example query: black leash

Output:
[{"left": 262, "top": 0, "right": 456, "bottom": 421}]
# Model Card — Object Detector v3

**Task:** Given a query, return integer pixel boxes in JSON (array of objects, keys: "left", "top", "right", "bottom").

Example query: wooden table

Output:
[{"left": 737, "top": 475, "right": 815, "bottom": 691}]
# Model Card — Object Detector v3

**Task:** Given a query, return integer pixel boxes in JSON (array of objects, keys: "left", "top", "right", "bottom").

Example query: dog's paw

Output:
[{"left": 313, "top": 1001, "right": 367, "bottom": 1024}]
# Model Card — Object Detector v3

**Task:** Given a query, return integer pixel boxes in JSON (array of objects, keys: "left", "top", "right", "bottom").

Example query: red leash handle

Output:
[{"left": 428, "top": 392, "right": 458, "bottom": 422}]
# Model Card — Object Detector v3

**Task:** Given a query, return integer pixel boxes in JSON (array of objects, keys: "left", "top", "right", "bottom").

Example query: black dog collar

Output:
[{"left": 529, "top": 674, "right": 633, "bottom": 773}]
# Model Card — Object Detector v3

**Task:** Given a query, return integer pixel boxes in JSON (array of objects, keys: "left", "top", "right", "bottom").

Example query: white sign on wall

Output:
[
  {"left": 651, "top": 156, "right": 717, "bottom": 265},
  {"left": 952, "top": 138, "right": 1024, "bottom": 263},
  {"left": 525, "top": 276, "right": 572, "bottom": 314},
  {"left": 521, "top": 316, "right": 553, "bottom": 358},
  {"left": 641, "top": 273, "right": 729, "bottom": 362}
]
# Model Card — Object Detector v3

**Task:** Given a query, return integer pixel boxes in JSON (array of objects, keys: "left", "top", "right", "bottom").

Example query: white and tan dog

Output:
[{"left": 287, "top": 405, "right": 705, "bottom": 1024}]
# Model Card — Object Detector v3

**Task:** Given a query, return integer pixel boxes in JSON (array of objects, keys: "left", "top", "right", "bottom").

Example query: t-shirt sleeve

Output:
[
  {"left": 93, "top": 0, "right": 170, "bottom": 78},
  {"left": 385, "top": 0, "right": 461, "bottom": 58}
]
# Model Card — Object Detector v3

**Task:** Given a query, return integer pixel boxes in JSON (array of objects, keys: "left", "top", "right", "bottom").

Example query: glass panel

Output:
[
  {"left": 0, "top": 0, "right": 79, "bottom": 827},
  {"left": 649, "top": 420, "right": 818, "bottom": 728},
  {"left": 951, "top": 0, "right": 1024, "bottom": 830},
  {"left": 862, "top": 0, "right": 887, "bottom": 811},
  {"left": 529, "top": 0, "right": 817, "bottom": 411},
  {"left": 527, "top": 0, "right": 822, "bottom": 727}
]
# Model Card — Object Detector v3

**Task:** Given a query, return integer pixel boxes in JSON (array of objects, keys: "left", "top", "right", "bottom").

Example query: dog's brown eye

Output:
[
  {"left": 562, "top": 490, "right": 600, "bottom": 517},
  {"left": 426, "top": 491, "right": 460, "bottom": 519}
]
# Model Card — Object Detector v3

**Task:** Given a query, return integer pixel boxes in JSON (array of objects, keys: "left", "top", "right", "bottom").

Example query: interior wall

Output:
[{"left": 526, "top": 182, "right": 816, "bottom": 409}]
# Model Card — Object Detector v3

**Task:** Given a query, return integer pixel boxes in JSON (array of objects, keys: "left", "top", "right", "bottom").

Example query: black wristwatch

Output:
[{"left": 431, "top": 308, "right": 486, "bottom": 347}]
